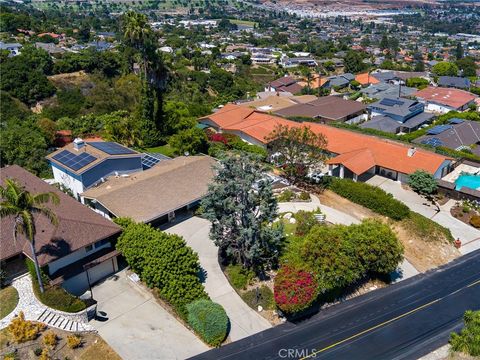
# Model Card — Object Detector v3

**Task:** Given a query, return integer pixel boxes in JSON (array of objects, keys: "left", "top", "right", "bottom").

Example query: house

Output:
[
  {"left": 324, "top": 73, "right": 355, "bottom": 89},
  {"left": 199, "top": 104, "right": 451, "bottom": 183},
  {"left": 81, "top": 156, "right": 216, "bottom": 225},
  {"left": 438, "top": 76, "right": 471, "bottom": 90},
  {"left": 0, "top": 165, "right": 121, "bottom": 295},
  {"left": 274, "top": 96, "right": 366, "bottom": 124},
  {"left": 372, "top": 71, "right": 428, "bottom": 85},
  {"left": 414, "top": 87, "right": 478, "bottom": 113},
  {"left": 280, "top": 56, "right": 318, "bottom": 68},
  {"left": 238, "top": 93, "right": 317, "bottom": 112},
  {"left": 355, "top": 72, "right": 380, "bottom": 86},
  {"left": 413, "top": 119, "right": 480, "bottom": 156},
  {"left": 0, "top": 42, "right": 22, "bottom": 56},
  {"left": 361, "top": 83, "right": 417, "bottom": 100},
  {"left": 361, "top": 97, "right": 434, "bottom": 134},
  {"left": 47, "top": 139, "right": 144, "bottom": 198},
  {"left": 265, "top": 76, "right": 303, "bottom": 94}
]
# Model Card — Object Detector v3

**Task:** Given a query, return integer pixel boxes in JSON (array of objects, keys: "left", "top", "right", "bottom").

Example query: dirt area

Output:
[
  {"left": 0, "top": 326, "right": 120, "bottom": 360},
  {"left": 318, "top": 190, "right": 378, "bottom": 220},
  {"left": 318, "top": 190, "right": 460, "bottom": 272},
  {"left": 47, "top": 71, "right": 95, "bottom": 93}
]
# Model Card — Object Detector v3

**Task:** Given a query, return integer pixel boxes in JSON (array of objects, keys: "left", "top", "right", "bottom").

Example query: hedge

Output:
[
  {"left": 328, "top": 178, "right": 410, "bottom": 220},
  {"left": 187, "top": 299, "right": 228, "bottom": 347},
  {"left": 116, "top": 221, "right": 209, "bottom": 319},
  {"left": 26, "top": 259, "right": 86, "bottom": 313}
]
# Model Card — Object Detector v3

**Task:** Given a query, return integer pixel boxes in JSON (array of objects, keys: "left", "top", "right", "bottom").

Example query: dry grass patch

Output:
[{"left": 79, "top": 337, "right": 122, "bottom": 360}]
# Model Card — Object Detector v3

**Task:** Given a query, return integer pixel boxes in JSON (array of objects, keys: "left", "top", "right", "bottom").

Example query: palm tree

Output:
[{"left": 0, "top": 179, "right": 59, "bottom": 293}]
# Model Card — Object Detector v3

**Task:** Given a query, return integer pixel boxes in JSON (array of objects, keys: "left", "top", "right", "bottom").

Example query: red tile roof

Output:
[
  {"left": 414, "top": 87, "right": 477, "bottom": 109},
  {"left": 355, "top": 73, "right": 380, "bottom": 85},
  {"left": 201, "top": 105, "right": 451, "bottom": 176}
]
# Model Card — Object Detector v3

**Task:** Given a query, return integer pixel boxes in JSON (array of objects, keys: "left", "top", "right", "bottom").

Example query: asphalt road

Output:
[{"left": 191, "top": 249, "right": 480, "bottom": 360}]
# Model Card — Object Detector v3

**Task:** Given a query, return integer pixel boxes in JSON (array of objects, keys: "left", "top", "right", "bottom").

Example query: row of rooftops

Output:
[{"left": 200, "top": 104, "right": 451, "bottom": 177}]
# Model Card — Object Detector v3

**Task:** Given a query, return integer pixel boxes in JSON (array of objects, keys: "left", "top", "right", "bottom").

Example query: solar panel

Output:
[
  {"left": 426, "top": 125, "right": 452, "bottom": 135},
  {"left": 421, "top": 137, "right": 443, "bottom": 147},
  {"left": 448, "top": 118, "right": 464, "bottom": 124},
  {"left": 88, "top": 142, "right": 136, "bottom": 155},
  {"left": 142, "top": 153, "right": 170, "bottom": 169},
  {"left": 51, "top": 150, "right": 97, "bottom": 171},
  {"left": 380, "top": 98, "right": 404, "bottom": 107}
]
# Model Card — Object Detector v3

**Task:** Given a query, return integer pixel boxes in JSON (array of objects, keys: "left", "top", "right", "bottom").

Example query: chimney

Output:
[
  {"left": 73, "top": 138, "right": 85, "bottom": 151},
  {"left": 407, "top": 147, "right": 416, "bottom": 157}
]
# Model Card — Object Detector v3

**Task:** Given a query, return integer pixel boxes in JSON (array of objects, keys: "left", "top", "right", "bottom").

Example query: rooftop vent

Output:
[
  {"left": 407, "top": 147, "right": 416, "bottom": 157},
  {"left": 73, "top": 138, "right": 85, "bottom": 151}
]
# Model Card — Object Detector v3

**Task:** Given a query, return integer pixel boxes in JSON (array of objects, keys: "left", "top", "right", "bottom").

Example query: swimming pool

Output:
[{"left": 455, "top": 174, "right": 480, "bottom": 191}]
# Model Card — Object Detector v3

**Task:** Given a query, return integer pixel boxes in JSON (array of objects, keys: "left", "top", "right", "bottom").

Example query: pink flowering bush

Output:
[{"left": 274, "top": 265, "right": 318, "bottom": 313}]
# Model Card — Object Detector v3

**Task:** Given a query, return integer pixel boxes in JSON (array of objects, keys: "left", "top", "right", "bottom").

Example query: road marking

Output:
[{"left": 300, "top": 279, "right": 480, "bottom": 359}]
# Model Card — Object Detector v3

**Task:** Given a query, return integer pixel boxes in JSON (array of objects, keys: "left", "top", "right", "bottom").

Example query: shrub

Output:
[
  {"left": 26, "top": 259, "right": 86, "bottom": 313},
  {"left": 34, "top": 348, "right": 43, "bottom": 356},
  {"left": 277, "top": 189, "right": 295, "bottom": 202},
  {"left": 329, "top": 178, "right": 410, "bottom": 220},
  {"left": 116, "top": 222, "right": 208, "bottom": 319},
  {"left": 43, "top": 330, "right": 57, "bottom": 349},
  {"left": 274, "top": 265, "right": 318, "bottom": 314},
  {"left": 8, "top": 312, "right": 45, "bottom": 343},
  {"left": 241, "top": 285, "right": 275, "bottom": 310},
  {"left": 3, "top": 352, "right": 17, "bottom": 360},
  {"left": 66, "top": 334, "right": 82, "bottom": 349},
  {"left": 298, "top": 191, "right": 310, "bottom": 201},
  {"left": 294, "top": 210, "right": 319, "bottom": 236},
  {"left": 449, "top": 310, "right": 480, "bottom": 356},
  {"left": 39, "top": 348, "right": 50, "bottom": 360},
  {"left": 187, "top": 299, "right": 228, "bottom": 347},
  {"left": 470, "top": 215, "right": 480, "bottom": 228},
  {"left": 225, "top": 265, "right": 255, "bottom": 290},
  {"left": 346, "top": 220, "right": 403, "bottom": 274}
]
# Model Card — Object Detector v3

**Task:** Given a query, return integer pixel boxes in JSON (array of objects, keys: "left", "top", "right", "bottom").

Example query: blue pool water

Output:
[{"left": 455, "top": 174, "right": 480, "bottom": 191}]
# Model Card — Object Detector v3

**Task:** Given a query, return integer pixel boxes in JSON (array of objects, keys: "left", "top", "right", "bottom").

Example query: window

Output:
[
  {"left": 94, "top": 239, "right": 110, "bottom": 249},
  {"left": 85, "top": 244, "right": 93, "bottom": 252}
]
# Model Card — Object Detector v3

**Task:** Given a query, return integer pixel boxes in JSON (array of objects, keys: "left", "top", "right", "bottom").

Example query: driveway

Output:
[
  {"left": 366, "top": 176, "right": 480, "bottom": 254},
  {"left": 91, "top": 270, "right": 208, "bottom": 360},
  {"left": 164, "top": 217, "right": 272, "bottom": 341}
]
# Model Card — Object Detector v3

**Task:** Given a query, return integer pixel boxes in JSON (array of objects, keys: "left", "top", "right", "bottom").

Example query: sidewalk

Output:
[
  {"left": 165, "top": 217, "right": 272, "bottom": 342},
  {"left": 366, "top": 176, "right": 480, "bottom": 255}
]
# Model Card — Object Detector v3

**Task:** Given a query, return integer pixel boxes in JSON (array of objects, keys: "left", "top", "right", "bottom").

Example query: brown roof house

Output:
[
  {"left": 81, "top": 156, "right": 216, "bottom": 225},
  {"left": 275, "top": 96, "right": 367, "bottom": 124},
  {"left": 0, "top": 165, "right": 122, "bottom": 295}
]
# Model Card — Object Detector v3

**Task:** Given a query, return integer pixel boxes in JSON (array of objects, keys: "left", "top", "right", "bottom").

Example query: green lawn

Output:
[
  {"left": 142, "top": 144, "right": 177, "bottom": 157},
  {"left": 0, "top": 287, "right": 19, "bottom": 319},
  {"left": 230, "top": 19, "right": 257, "bottom": 27}
]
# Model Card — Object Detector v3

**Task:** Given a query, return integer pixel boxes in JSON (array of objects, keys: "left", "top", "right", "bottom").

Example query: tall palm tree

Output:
[{"left": 0, "top": 179, "right": 59, "bottom": 293}]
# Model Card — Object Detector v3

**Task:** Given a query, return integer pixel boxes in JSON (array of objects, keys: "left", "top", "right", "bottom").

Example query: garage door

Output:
[{"left": 87, "top": 259, "right": 115, "bottom": 285}]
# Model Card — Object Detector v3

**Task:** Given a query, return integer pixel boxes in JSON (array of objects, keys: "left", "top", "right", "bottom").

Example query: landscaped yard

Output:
[
  {"left": 142, "top": 144, "right": 177, "bottom": 157},
  {"left": 0, "top": 287, "right": 19, "bottom": 319},
  {"left": 0, "top": 325, "right": 121, "bottom": 360}
]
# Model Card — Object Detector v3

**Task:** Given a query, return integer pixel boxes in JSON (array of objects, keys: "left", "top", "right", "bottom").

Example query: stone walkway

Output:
[{"left": 0, "top": 274, "right": 94, "bottom": 332}]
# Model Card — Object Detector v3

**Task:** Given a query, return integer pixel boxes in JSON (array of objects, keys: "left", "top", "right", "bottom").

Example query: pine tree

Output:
[{"left": 201, "top": 155, "right": 283, "bottom": 271}]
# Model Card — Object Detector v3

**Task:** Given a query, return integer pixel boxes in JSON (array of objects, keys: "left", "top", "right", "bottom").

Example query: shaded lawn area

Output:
[
  {"left": 0, "top": 287, "right": 19, "bottom": 319},
  {"left": 142, "top": 144, "right": 177, "bottom": 157}
]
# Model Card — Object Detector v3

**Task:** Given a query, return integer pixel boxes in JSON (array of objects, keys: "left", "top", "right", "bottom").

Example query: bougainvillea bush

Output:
[{"left": 274, "top": 265, "right": 318, "bottom": 313}]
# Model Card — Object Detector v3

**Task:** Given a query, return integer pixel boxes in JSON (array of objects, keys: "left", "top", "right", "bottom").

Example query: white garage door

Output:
[{"left": 87, "top": 259, "right": 115, "bottom": 285}]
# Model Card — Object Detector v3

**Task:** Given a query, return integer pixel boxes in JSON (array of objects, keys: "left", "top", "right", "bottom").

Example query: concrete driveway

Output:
[
  {"left": 91, "top": 270, "right": 208, "bottom": 360},
  {"left": 164, "top": 217, "right": 272, "bottom": 341}
]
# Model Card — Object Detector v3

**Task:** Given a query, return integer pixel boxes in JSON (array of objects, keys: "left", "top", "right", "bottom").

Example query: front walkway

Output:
[
  {"left": 366, "top": 176, "right": 480, "bottom": 255},
  {"left": 0, "top": 275, "right": 94, "bottom": 332},
  {"left": 165, "top": 217, "right": 272, "bottom": 342}
]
